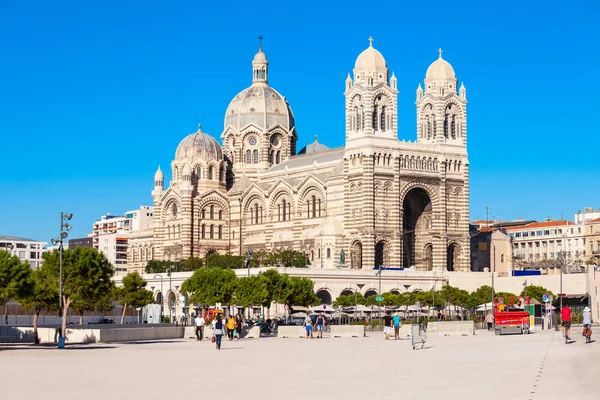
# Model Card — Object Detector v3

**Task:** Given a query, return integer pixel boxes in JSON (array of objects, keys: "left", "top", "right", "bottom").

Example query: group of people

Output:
[
  {"left": 560, "top": 304, "right": 593, "bottom": 341},
  {"left": 382, "top": 312, "right": 402, "bottom": 340},
  {"left": 193, "top": 313, "right": 245, "bottom": 350},
  {"left": 303, "top": 313, "right": 326, "bottom": 339}
]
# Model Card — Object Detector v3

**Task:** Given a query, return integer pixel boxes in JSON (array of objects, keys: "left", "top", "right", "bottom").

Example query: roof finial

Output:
[
  {"left": 438, "top": 48, "right": 443, "bottom": 59},
  {"left": 197, "top": 123, "right": 202, "bottom": 131},
  {"left": 368, "top": 36, "right": 374, "bottom": 47},
  {"left": 258, "top": 34, "right": 264, "bottom": 51},
  {"left": 314, "top": 134, "right": 318, "bottom": 142}
]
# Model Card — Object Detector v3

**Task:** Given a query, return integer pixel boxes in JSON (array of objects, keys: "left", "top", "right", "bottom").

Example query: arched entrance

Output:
[
  {"left": 316, "top": 289, "right": 332, "bottom": 305},
  {"left": 390, "top": 289, "right": 400, "bottom": 295},
  {"left": 364, "top": 289, "right": 378, "bottom": 298},
  {"left": 155, "top": 292, "right": 163, "bottom": 305},
  {"left": 447, "top": 243, "right": 459, "bottom": 271},
  {"left": 425, "top": 244, "right": 433, "bottom": 271},
  {"left": 351, "top": 241, "right": 363, "bottom": 269},
  {"left": 340, "top": 289, "right": 354, "bottom": 297},
  {"left": 374, "top": 241, "right": 385, "bottom": 268},
  {"left": 402, "top": 188, "right": 433, "bottom": 270}
]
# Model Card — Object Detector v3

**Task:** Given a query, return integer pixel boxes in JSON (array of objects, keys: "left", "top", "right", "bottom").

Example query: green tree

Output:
[
  {"left": 42, "top": 247, "right": 115, "bottom": 338},
  {"left": 470, "top": 285, "right": 493, "bottom": 306},
  {"left": 145, "top": 260, "right": 171, "bottom": 274},
  {"left": 0, "top": 250, "right": 34, "bottom": 322},
  {"left": 117, "top": 272, "right": 154, "bottom": 324},
  {"left": 181, "top": 268, "right": 237, "bottom": 306},
  {"left": 19, "top": 264, "right": 58, "bottom": 344},
  {"left": 235, "top": 276, "right": 270, "bottom": 307},
  {"left": 276, "top": 276, "right": 318, "bottom": 307},
  {"left": 207, "top": 253, "right": 244, "bottom": 269},
  {"left": 180, "top": 257, "right": 203, "bottom": 271},
  {"left": 520, "top": 285, "right": 554, "bottom": 303}
]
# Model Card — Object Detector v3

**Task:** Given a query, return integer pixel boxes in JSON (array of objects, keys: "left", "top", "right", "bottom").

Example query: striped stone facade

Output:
[{"left": 127, "top": 41, "right": 471, "bottom": 274}]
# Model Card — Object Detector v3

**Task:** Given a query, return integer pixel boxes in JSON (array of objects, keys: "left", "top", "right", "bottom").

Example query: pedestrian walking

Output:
[
  {"left": 303, "top": 313, "right": 313, "bottom": 339},
  {"left": 235, "top": 314, "right": 243, "bottom": 340},
  {"left": 383, "top": 312, "right": 392, "bottom": 340},
  {"left": 214, "top": 317, "right": 224, "bottom": 350},
  {"left": 484, "top": 312, "right": 494, "bottom": 331},
  {"left": 194, "top": 313, "right": 205, "bottom": 341},
  {"left": 227, "top": 315, "right": 236, "bottom": 341},
  {"left": 315, "top": 313, "right": 325, "bottom": 338},
  {"left": 393, "top": 313, "right": 401, "bottom": 340}
]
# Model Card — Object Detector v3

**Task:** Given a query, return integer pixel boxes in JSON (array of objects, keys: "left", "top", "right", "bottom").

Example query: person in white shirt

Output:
[{"left": 194, "top": 314, "right": 205, "bottom": 341}]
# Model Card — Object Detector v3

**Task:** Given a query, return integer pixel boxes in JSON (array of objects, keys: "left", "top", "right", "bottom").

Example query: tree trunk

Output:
[
  {"left": 33, "top": 310, "right": 40, "bottom": 344},
  {"left": 61, "top": 297, "right": 70, "bottom": 340},
  {"left": 79, "top": 312, "right": 83, "bottom": 325},
  {"left": 120, "top": 304, "right": 127, "bottom": 324}
]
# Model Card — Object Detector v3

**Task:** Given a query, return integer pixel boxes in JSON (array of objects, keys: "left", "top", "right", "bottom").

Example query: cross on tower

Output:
[
  {"left": 438, "top": 48, "right": 443, "bottom": 58},
  {"left": 368, "top": 36, "right": 374, "bottom": 47},
  {"left": 258, "top": 34, "right": 264, "bottom": 49}
]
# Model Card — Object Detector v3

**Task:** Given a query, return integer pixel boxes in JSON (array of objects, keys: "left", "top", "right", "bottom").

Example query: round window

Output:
[
  {"left": 249, "top": 137, "right": 257, "bottom": 146},
  {"left": 271, "top": 137, "right": 279, "bottom": 146}
]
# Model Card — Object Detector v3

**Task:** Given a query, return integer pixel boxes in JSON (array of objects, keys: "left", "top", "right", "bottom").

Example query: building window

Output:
[
  {"left": 218, "top": 210, "right": 223, "bottom": 220},
  {"left": 501, "top": 254, "right": 504, "bottom": 263},
  {"left": 276, "top": 151, "right": 280, "bottom": 164},
  {"left": 210, "top": 225, "right": 214, "bottom": 239},
  {"left": 326, "top": 248, "right": 331, "bottom": 258},
  {"left": 201, "top": 225, "right": 205, "bottom": 239},
  {"left": 312, "top": 196, "right": 316, "bottom": 218},
  {"left": 253, "top": 149, "right": 258, "bottom": 164},
  {"left": 201, "top": 209, "right": 206, "bottom": 219},
  {"left": 210, "top": 205, "right": 214, "bottom": 219},
  {"left": 218, "top": 225, "right": 222, "bottom": 239},
  {"left": 219, "top": 168, "right": 224, "bottom": 182},
  {"left": 246, "top": 150, "right": 252, "bottom": 164},
  {"left": 282, "top": 199, "right": 287, "bottom": 221},
  {"left": 208, "top": 166, "right": 213, "bottom": 180}
]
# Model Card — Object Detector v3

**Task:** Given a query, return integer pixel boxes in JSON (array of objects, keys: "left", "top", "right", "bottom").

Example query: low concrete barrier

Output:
[
  {"left": 0, "top": 326, "right": 59, "bottom": 343},
  {"left": 330, "top": 325, "right": 365, "bottom": 338},
  {"left": 245, "top": 326, "right": 261, "bottom": 338},
  {"left": 432, "top": 321, "right": 475, "bottom": 336},
  {"left": 277, "top": 326, "right": 306, "bottom": 338}
]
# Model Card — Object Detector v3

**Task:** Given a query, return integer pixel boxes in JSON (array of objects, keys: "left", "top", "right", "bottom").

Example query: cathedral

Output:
[{"left": 128, "top": 39, "right": 471, "bottom": 273}]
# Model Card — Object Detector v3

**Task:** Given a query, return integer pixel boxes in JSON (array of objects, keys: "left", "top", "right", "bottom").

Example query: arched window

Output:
[
  {"left": 278, "top": 204, "right": 281, "bottom": 221},
  {"left": 282, "top": 199, "right": 287, "bottom": 221},
  {"left": 201, "top": 224, "right": 205, "bottom": 239},
  {"left": 501, "top": 254, "right": 505, "bottom": 263},
  {"left": 210, "top": 225, "right": 214, "bottom": 239},
  {"left": 318, "top": 248, "right": 321, "bottom": 258},
  {"left": 246, "top": 150, "right": 252, "bottom": 164},
  {"left": 210, "top": 205, "right": 214, "bottom": 219},
  {"left": 443, "top": 115, "right": 449, "bottom": 138},
  {"left": 310, "top": 250, "right": 315, "bottom": 261},
  {"left": 219, "top": 168, "right": 224, "bottom": 182},
  {"left": 195, "top": 166, "right": 202, "bottom": 180},
  {"left": 208, "top": 166, "right": 213, "bottom": 180},
  {"left": 253, "top": 149, "right": 258, "bottom": 164},
  {"left": 318, "top": 199, "right": 322, "bottom": 217},
  {"left": 254, "top": 204, "right": 259, "bottom": 224},
  {"left": 218, "top": 225, "right": 222, "bottom": 239},
  {"left": 276, "top": 151, "right": 280, "bottom": 164},
  {"left": 372, "top": 106, "right": 378, "bottom": 130},
  {"left": 451, "top": 115, "right": 456, "bottom": 139},
  {"left": 218, "top": 210, "right": 222, "bottom": 220},
  {"left": 201, "top": 208, "right": 205, "bottom": 219},
  {"left": 426, "top": 117, "right": 431, "bottom": 139},
  {"left": 312, "top": 195, "right": 316, "bottom": 218},
  {"left": 380, "top": 106, "right": 386, "bottom": 131},
  {"left": 269, "top": 151, "right": 274, "bottom": 164},
  {"left": 326, "top": 248, "right": 331, "bottom": 258}
]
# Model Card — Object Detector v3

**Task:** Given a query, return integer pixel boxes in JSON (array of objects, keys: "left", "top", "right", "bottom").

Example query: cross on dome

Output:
[
  {"left": 197, "top": 123, "right": 202, "bottom": 131},
  {"left": 438, "top": 48, "right": 443, "bottom": 58},
  {"left": 258, "top": 34, "right": 264, "bottom": 50},
  {"left": 368, "top": 36, "right": 374, "bottom": 47}
]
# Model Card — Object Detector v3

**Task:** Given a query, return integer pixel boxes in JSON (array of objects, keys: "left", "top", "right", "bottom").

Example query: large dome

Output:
[
  {"left": 224, "top": 85, "right": 295, "bottom": 131},
  {"left": 425, "top": 51, "right": 456, "bottom": 81},
  {"left": 355, "top": 45, "right": 386, "bottom": 70},
  {"left": 175, "top": 127, "right": 223, "bottom": 162}
]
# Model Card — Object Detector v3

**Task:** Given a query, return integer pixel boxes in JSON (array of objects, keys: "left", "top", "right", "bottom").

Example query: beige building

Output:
[
  {"left": 585, "top": 217, "right": 600, "bottom": 265},
  {"left": 129, "top": 39, "right": 471, "bottom": 274}
]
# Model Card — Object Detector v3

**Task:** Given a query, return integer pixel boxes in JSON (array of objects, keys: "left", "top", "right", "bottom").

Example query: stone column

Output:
[{"left": 362, "top": 153, "right": 375, "bottom": 269}]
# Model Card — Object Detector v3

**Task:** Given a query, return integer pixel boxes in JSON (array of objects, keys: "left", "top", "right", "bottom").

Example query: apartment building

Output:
[{"left": 0, "top": 235, "right": 48, "bottom": 268}]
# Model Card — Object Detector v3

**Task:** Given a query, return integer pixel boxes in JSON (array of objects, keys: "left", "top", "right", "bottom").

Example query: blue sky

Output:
[{"left": 1, "top": 0, "right": 598, "bottom": 242}]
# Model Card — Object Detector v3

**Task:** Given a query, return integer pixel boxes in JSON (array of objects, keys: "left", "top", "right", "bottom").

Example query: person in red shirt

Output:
[{"left": 560, "top": 304, "right": 572, "bottom": 340}]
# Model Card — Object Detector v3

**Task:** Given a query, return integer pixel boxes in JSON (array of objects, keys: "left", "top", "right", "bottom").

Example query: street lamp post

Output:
[
  {"left": 355, "top": 283, "right": 365, "bottom": 322},
  {"left": 51, "top": 212, "right": 72, "bottom": 347},
  {"left": 168, "top": 265, "right": 174, "bottom": 323},
  {"left": 376, "top": 264, "right": 383, "bottom": 326}
]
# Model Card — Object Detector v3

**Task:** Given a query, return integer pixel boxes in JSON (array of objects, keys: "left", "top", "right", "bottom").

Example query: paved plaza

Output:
[{"left": 1, "top": 327, "right": 599, "bottom": 400}]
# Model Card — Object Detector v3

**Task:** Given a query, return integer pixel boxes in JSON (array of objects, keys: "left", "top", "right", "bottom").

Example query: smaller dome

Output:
[
  {"left": 175, "top": 125, "right": 223, "bottom": 162},
  {"left": 425, "top": 50, "right": 456, "bottom": 81},
  {"left": 298, "top": 135, "right": 329, "bottom": 155},
  {"left": 253, "top": 48, "right": 267, "bottom": 63},
  {"left": 355, "top": 38, "right": 386, "bottom": 70},
  {"left": 154, "top": 166, "right": 163, "bottom": 182}
]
